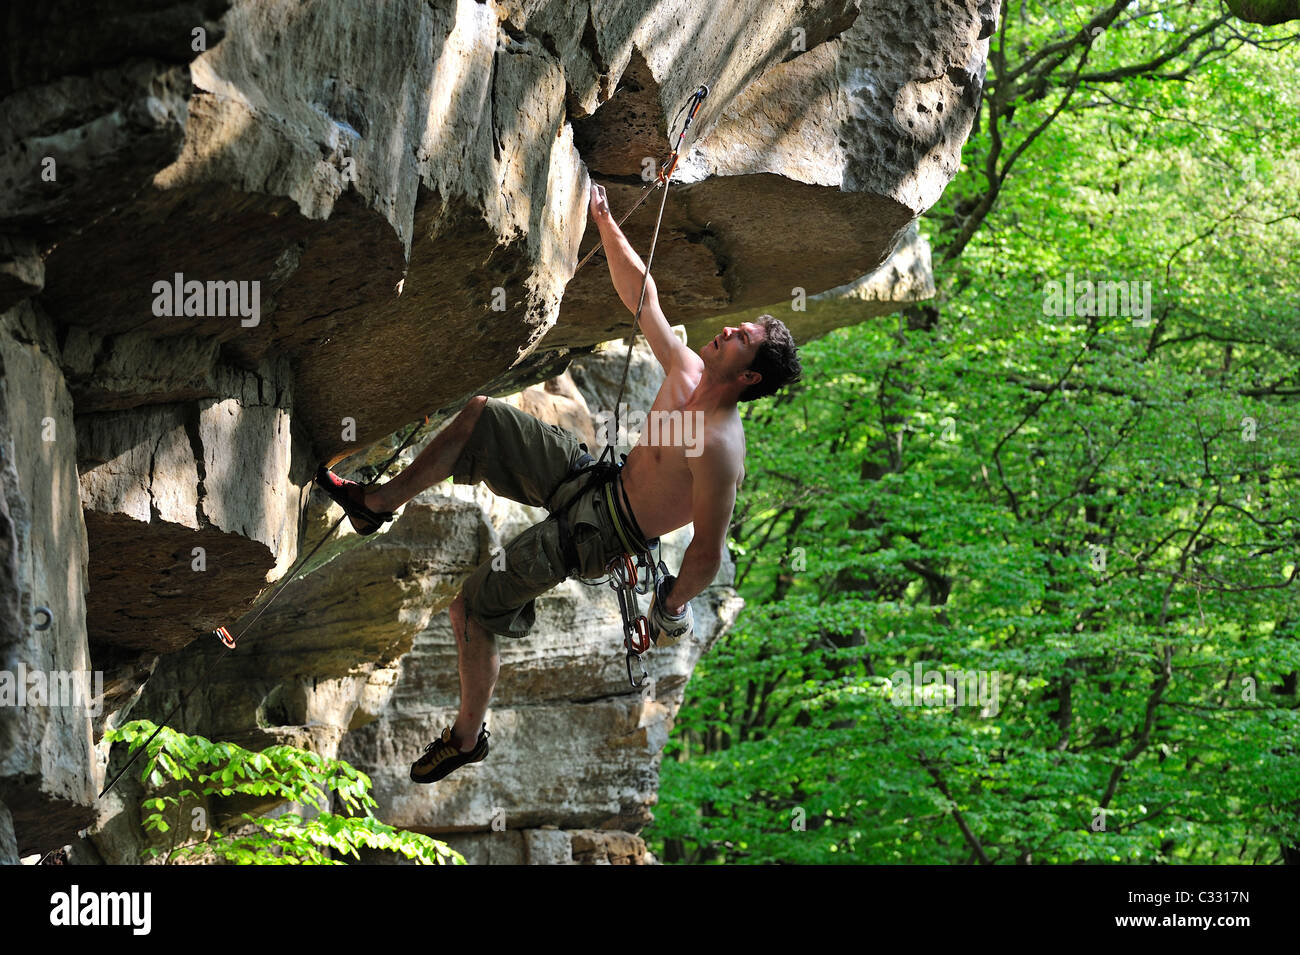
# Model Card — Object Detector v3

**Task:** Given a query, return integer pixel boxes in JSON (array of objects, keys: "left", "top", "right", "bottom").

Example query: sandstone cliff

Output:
[{"left": 0, "top": 0, "right": 994, "bottom": 863}]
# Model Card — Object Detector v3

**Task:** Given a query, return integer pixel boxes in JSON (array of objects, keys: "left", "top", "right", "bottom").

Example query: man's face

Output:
[{"left": 701, "top": 321, "right": 766, "bottom": 377}]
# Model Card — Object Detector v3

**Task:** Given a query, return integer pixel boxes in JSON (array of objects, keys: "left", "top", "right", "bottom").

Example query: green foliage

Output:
[
  {"left": 647, "top": 4, "right": 1300, "bottom": 864},
  {"left": 105, "top": 720, "right": 463, "bottom": 865}
]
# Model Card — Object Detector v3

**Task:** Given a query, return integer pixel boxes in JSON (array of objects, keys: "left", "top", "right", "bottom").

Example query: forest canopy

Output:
[{"left": 649, "top": 1, "right": 1300, "bottom": 865}]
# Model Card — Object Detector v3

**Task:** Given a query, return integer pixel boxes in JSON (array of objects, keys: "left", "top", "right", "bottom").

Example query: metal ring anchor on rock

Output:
[{"left": 34, "top": 606, "right": 53, "bottom": 631}]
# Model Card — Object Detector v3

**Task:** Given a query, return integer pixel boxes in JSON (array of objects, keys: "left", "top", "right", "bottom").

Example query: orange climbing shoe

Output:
[
  {"left": 410, "top": 723, "right": 490, "bottom": 784},
  {"left": 315, "top": 465, "right": 395, "bottom": 536}
]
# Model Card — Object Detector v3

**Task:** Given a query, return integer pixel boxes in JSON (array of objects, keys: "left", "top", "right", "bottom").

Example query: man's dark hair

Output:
[{"left": 738, "top": 315, "right": 802, "bottom": 402}]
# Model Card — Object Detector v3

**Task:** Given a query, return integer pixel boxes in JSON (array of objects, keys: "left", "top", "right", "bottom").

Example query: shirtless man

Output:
[{"left": 315, "top": 180, "right": 801, "bottom": 783}]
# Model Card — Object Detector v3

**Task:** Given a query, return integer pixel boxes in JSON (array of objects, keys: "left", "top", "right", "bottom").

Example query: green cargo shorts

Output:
[{"left": 452, "top": 398, "right": 636, "bottom": 638}]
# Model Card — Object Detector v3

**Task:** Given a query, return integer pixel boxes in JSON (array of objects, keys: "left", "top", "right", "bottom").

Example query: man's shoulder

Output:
[{"left": 688, "top": 411, "right": 744, "bottom": 474}]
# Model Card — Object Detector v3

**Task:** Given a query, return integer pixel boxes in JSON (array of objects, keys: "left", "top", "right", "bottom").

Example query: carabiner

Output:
[
  {"left": 626, "top": 648, "right": 650, "bottom": 688},
  {"left": 627, "top": 615, "right": 651, "bottom": 655}
]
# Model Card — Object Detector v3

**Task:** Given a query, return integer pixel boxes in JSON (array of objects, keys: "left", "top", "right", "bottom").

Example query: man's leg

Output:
[
  {"left": 447, "top": 592, "right": 498, "bottom": 752},
  {"left": 363, "top": 395, "right": 489, "bottom": 514},
  {"left": 396, "top": 398, "right": 582, "bottom": 775}
]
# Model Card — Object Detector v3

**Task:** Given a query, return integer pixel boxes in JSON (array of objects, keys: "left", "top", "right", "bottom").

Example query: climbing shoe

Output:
[
  {"left": 315, "top": 465, "right": 395, "bottom": 536},
  {"left": 410, "top": 723, "right": 490, "bottom": 784}
]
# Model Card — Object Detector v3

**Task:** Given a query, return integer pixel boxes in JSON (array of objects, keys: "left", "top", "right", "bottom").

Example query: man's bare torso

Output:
[{"left": 620, "top": 349, "right": 746, "bottom": 540}]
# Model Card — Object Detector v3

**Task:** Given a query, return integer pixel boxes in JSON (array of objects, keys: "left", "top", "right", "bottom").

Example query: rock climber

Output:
[{"left": 315, "top": 181, "right": 802, "bottom": 783}]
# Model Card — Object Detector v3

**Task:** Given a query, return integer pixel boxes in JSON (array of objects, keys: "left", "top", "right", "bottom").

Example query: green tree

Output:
[{"left": 106, "top": 720, "right": 463, "bottom": 865}]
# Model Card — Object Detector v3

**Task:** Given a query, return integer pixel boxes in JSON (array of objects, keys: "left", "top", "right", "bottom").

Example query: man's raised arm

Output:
[{"left": 588, "top": 181, "right": 684, "bottom": 372}]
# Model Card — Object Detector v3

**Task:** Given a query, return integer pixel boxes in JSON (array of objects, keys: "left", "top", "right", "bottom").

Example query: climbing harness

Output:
[
  {"left": 102, "top": 84, "right": 710, "bottom": 794},
  {"left": 546, "top": 450, "right": 671, "bottom": 689}
]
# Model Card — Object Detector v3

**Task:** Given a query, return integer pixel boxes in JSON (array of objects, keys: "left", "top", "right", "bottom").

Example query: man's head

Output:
[{"left": 700, "top": 314, "right": 802, "bottom": 402}]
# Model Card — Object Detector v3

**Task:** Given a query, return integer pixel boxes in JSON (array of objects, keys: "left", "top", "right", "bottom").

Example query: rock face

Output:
[
  {"left": 77, "top": 358, "right": 307, "bottom": 658},
  {"left": 0, "top": 0, "right": 993, "bottom": 863},
  {"left": 685, "top": 222, "right": 935, "bottom": 347},
  {"left": 548, "top": 0, "right": 994, "bottom": 351},
  {"left": 0, "top": 303, "right": 97, "bottom": 857}
]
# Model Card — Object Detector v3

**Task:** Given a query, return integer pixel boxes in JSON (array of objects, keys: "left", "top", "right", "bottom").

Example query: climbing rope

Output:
[{"left": 593, "top": 83, "right": 708, "bottom": 466}]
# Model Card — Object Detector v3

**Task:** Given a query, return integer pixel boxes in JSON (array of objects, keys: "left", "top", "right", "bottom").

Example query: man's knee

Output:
[
  {"left": 452, "top": 590, "right": 497, "bottom": 644},
  {"left": 458, "top": 395, "right": 490, "bottom": 434}
]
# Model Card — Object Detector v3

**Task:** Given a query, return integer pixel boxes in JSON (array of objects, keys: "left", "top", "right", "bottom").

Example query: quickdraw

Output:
[
  {"left": 573, "top": 84, "right": 708, "bottom": 276},
  {"left": 659, "top": 83, "right": 708, "bottom": 184},
  {"left": 607, "top": 549, "right": 667, "bottom": 690},
  {"left": 611, "top": 555, "right": 649, "bottom": 688},
  {"left": 551, "top": 458, "right": 668, "bottom": 690},
  {"left": 593, "top": 85, "right": 709, "bottom": 470}
]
